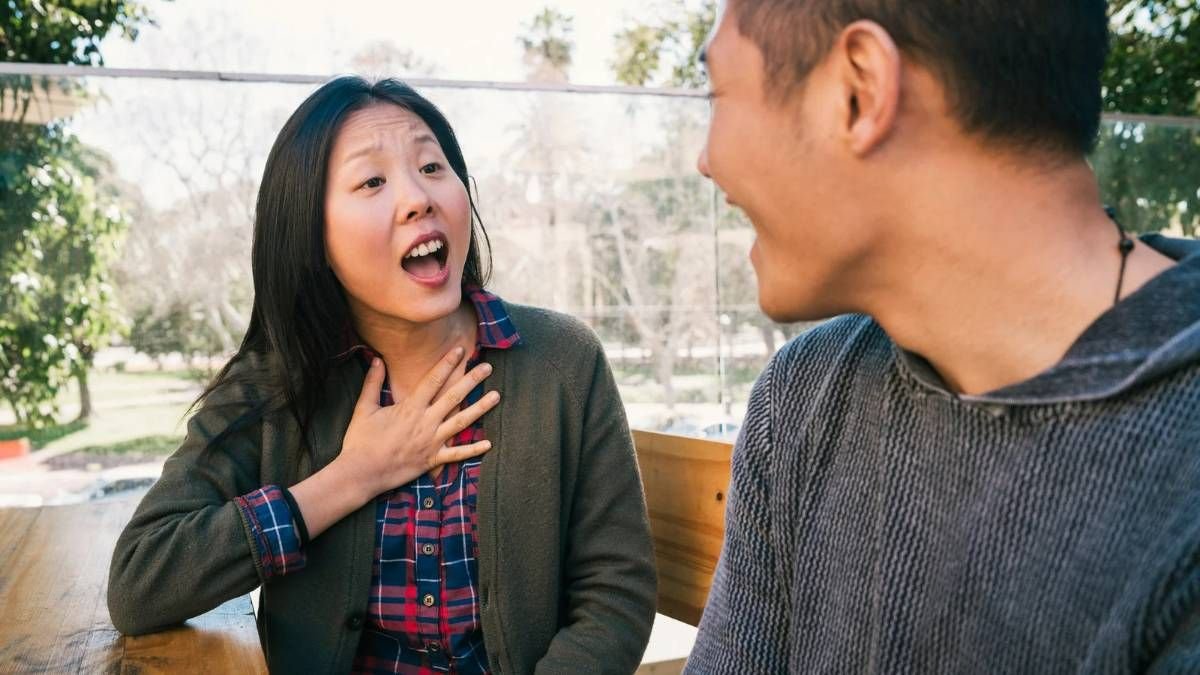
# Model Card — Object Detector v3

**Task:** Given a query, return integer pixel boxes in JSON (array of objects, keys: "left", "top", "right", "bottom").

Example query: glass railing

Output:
[{"left": 1, "top": 69, "right": 1198, "bottom": 468}]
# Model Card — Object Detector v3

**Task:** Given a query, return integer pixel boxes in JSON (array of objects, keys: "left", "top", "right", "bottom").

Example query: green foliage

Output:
[
  {"left": 73, "top": 433, "right": 180, "bottom": 456},
  {"left": 519, "top": 7, "right": 574, "bottom": 79},
  {"left": 0, "top": 417, "right": 85, "bottom": 447},
  {"left": 0, "top": 0, "right": 157, "bottom": 426},
  {"left": 613, "top": 1, "right": 714, "bottom": 88},
  {"left": 0, "top": 124, "right": 127, "bottom": 426},
  {"left": 1100, "top": 2, "right": 1199, "bottom": 235},
  {"left": 1094, "top": 121, "right": 1200, "bottom": 236},
  {"left": 1, "top": 0, "right": 156, "bottom": 65},
  {"left": 128, "top": 303, "right": 226, "bottom": 363},
  {"left": 1105, "top": 0, "right": 1200, "bottom": 116}
]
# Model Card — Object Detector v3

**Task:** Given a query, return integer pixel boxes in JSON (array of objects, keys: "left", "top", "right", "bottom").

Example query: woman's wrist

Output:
[
  {"left": 328, "top": 452, "right": 380, "bottom": 505},
  {"left": 288, "top": 456, "right": 377, "bottom": 540}
]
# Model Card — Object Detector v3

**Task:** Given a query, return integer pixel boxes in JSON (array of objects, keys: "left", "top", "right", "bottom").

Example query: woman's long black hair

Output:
[{"left": 196, "top": 76, "right": 491, "bottom": 456}]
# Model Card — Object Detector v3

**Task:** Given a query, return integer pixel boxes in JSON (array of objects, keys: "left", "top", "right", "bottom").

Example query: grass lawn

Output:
[{"left": 0, "top": 370, "right": 201, "bottom": 465}]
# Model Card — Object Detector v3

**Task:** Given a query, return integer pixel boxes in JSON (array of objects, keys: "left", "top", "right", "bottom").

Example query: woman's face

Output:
[{"left": 324, "top": 104, "right": 472, "bottom": 327}]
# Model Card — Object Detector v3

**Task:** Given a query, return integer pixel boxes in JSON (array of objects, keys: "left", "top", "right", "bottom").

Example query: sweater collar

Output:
[
  {"left": 334, "top": 286, "right": 521, "bottom": 364},
  {"left": 897, "top": 235, "right": 1200, "bottom": 406}
]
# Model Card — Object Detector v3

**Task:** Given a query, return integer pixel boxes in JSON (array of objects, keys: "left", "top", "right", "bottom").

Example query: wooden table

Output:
[{"left": 0, "top": 499, "right": 267, "bottom": 674}]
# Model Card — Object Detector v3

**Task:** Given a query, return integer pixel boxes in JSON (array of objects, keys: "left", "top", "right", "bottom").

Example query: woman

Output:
[{"left": 108, "top": 77, "right": 657, "bottom": 675}]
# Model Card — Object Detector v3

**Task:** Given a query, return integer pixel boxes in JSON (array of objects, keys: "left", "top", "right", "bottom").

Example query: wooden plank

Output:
[
  {"left": 121, "top": 596, "right": 265, "bottom": 675},
  {"left": 0, "top": 501, "right": 265, "bottom": 674},
  {"left": 0, "top": 502, "right": 126, "bottom": 674},
  {"left": 636, "top": 657, "right": 688, "bottom": 675},
  {"left": 632, "top": 430, "right": 733, "bottom": 627}
]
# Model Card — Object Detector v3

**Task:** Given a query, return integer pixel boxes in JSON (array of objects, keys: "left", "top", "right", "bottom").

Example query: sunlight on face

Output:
[{"left": 324, "top": 104, "right": 472, "bottom": 327}]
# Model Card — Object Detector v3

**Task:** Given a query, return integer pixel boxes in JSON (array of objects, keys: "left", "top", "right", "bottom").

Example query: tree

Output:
[
  {"left": 500, "top": 7, "right": 587, "bottom": 313},
  {"left": 0, "top": 126, "right": 126, "bottom": 425},
  {"left": 518, "top": 8, "right": 574, "bottom": 83},
  {"left": 612, "top": 1, "right": 714, "bottom": 88},
  {"left": 1100, "top": 1, "right": 1200, "bottom": 236},
  {"left": 349, "top": 40, "right": 437, "bottom": 78},
  {"left": 612, "top": 1, "right": 796, "bottom": 412},
  {"left": 608, "top": 2, "right": 1200, "bottom": 249},
  {"left": 0, "top": 1, "right": 159, "bottom": 426},
  {"left": 1105, "top": 0, "right": 1199, "bottom": 116}
]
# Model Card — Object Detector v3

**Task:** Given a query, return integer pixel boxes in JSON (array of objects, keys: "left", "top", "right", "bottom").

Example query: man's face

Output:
[{"left": 698, "top": 2, "right": 881, "bottom": 322}]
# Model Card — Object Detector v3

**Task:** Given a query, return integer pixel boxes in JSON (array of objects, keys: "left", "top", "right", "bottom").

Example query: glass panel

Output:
[
  {"left": 2, "top": 69, "right": 1198, "bottom": 505},
  {"left": 1093, "top": 117, "right": 1200, "bottom": 238},
  {"left": 0, "top": 72, "right": 720, "bottom": 504}
]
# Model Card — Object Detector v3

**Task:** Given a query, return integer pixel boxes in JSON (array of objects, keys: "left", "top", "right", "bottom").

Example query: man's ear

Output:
[{"left": 833, "top": 20, "right": 902, "bottom": 156}]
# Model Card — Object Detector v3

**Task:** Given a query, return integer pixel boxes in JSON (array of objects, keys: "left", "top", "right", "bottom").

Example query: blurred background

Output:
[{"left": 0, "top": 0, "right": 1197, "bottom": 504}]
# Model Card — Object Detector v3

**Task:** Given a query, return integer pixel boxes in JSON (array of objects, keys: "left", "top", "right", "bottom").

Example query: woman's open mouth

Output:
[{"left": 400, "top": 233, "right": 451, "bottom": 287}]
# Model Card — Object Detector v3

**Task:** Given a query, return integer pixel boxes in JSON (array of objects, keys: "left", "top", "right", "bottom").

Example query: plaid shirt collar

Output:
[{"left": 336, "top": 286, "right": 521, "bottom": 363}]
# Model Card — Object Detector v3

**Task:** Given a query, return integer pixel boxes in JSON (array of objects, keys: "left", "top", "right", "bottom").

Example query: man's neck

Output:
[{"left": 860, "top": 157, "right": 1176, "bottom": 396}]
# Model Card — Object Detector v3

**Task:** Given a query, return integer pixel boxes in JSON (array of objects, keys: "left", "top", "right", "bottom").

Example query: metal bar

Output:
[
  {"left": 0, "top": 63, "right": 708, "bottom": 99},
  {"left": 3, "top": 63, "right": 1197, "bottom": 124},
  {"left": 1101, "top": 111, "right": 1200, "bottom": 128}
]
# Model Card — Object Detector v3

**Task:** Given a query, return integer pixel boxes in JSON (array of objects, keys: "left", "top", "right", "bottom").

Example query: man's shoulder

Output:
[
  {"left": 738, "top": 315, "right": 895, "bottom": 443},
  {"left": 771, "top": 314, "right": 895, "bottom": 388}
]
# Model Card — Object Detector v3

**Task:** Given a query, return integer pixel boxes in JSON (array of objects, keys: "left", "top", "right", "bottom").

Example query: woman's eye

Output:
[
  {"left": 420, "top": 162, "right": 441, "bottom": 175},
  {"left": 360, "top": 176, "right": 386, "bottom": 189}
]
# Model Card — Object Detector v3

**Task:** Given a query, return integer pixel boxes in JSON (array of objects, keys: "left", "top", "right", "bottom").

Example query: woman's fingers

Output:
[
  {"left": 436, "top": 390, "right": 501, "bottom": 442},
  {"left": 430, "top": 440, "right": 493, "bottom": 468},
  {"left": 354, "top": 357, "right": 386, "bottom": 415},
  {"left": 413, "top": 346, "right": 467, "bottom": 405},
  {"left": 431, "top": 361, "right": 494, "bottom": 420}
]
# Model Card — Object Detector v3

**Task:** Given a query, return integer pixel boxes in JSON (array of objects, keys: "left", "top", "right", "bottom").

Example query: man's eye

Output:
[
  {"left": 361, "top": 176, "right": 386, "bottom": 189},
  {"left": 420, "top": 163, "right": 441, "bottom": 175}
]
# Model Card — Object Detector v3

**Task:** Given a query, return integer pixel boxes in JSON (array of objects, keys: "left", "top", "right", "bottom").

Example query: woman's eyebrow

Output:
[
  {"left": 411, "top": 133, "right": 438, "bottom": 148},
  {"left": 341, "top": 142, "right": 381, "bottom": 164}
]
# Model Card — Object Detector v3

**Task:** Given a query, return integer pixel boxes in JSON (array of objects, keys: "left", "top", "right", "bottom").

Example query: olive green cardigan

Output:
[{"left": 107, "top": 303, "right": 657, "bottom": 674}]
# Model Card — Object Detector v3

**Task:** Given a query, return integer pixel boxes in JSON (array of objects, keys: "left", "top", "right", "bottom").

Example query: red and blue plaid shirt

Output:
[{"left": 235, "top": 287, "right": 520, "bottom": 674}]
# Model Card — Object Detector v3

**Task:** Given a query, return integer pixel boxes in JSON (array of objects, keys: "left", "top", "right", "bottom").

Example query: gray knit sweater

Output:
[{"left": 686, "top": 235, "right": 1200, "bottom": 674}]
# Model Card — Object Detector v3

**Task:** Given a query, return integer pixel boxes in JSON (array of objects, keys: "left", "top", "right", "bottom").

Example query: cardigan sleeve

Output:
[
  {"left": 233, "top": 485, "right": 308, "bottom": 580},
  {"left": 107, "top": 358, "right": 290, "bottom": 636},
  {"left": 533, "top": 344, "right": 658, "bottom": 675}
]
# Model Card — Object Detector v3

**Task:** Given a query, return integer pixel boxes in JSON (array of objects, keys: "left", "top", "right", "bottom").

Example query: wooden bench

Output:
[
  {"left": 0, "top": 500, "right": 266, "bottom": 674},
  {"left": 633, "top": 429, "right": 733, "bottom": 626}
]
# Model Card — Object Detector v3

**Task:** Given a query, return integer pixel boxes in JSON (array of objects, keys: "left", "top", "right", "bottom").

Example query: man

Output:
[{"left": 687, "top": 1, "right": 1200, "bottom": 672}]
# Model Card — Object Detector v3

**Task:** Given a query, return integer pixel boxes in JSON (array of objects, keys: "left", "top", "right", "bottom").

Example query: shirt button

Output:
[
  {"left": 422, "top": 497, "right": 435, "bottom": 509},
  {"left": 345, "top": 613, "right": 364, "bottom": 630},
  {"left": 422, "top": 543, "right": 436, "bottom": 555},
  {"left": 428, "top": 641, "right": 441, "bottom": 652},
  {"left": 422, "top": 594, "right": 436, "bottom": 607}
]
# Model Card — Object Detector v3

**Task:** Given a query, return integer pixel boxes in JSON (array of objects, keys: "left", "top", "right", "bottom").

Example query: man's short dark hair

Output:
[{"left": 732, "top": 0, "right": 1111, "bottom": 156}]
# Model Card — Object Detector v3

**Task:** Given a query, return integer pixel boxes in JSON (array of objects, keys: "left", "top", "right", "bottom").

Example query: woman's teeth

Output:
[{"left": 405, "top": 239, "right": 444, "bottom": 259}]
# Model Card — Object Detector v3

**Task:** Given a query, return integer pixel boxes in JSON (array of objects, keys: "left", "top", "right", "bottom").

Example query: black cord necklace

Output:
[{"left": 1104, "top": 205, "right": 1135, "bottom": 306}]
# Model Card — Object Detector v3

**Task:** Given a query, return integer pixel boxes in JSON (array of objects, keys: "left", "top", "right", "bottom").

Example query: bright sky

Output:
[{"left": 99, "top": 0, "right": 705, "bottom": 85}]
